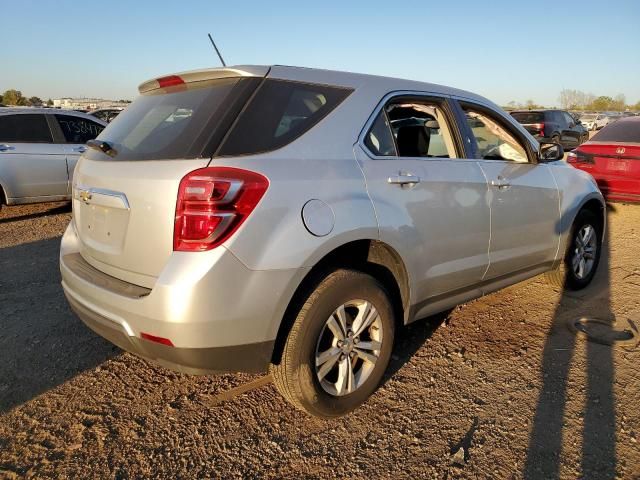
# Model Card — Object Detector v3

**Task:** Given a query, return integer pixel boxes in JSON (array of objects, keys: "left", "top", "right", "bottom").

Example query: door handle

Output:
[
  {"left": 388, "top": 174, "right": 421, "bottom": 186},
  {"left": 0, "top": 144, "right": 15, "bottom": 152},
  {"left": 490, "top": 176, "right": 511, "bottom": 189},
  {"left": 72, "top": 146, "right": 87, "bottom": 153}
]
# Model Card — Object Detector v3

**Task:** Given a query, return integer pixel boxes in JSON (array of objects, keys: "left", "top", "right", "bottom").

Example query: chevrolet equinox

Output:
[{"left": 60, "top": 65, "right": 605, "bottom": 417}]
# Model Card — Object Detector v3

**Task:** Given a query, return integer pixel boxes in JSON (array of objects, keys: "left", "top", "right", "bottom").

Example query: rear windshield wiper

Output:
[{"left": 86, "top": 139, "right": 117, "bottom": 156}]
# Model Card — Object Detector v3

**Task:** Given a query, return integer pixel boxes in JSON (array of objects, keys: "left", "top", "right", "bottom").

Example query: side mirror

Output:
[{"left": 539, "top": 142, "right": 564, "bottom": 162}]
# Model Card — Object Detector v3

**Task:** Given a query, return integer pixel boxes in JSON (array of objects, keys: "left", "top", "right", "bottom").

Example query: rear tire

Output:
[
  {"left": 545, "top": 209, "right": 602, "bottom": 290},
  {"left": 271, "top": 269, "right": 395, "bottom": 418}
]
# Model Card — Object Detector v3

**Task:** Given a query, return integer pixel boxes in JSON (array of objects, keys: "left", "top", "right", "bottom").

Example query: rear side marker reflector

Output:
[{"left": 141, "top": 332, "right": 174, "bottom": 347}]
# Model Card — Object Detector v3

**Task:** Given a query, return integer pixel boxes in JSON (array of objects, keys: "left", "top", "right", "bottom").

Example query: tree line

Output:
[
  {"left": 0, "top": 89, "right": 51, "bottom": 107},
  {"left": 1, "top": 89, "right": 132, "bottom": 107},
  {"left": 505, "top": 90, "right": 639, "bottom": 112}
]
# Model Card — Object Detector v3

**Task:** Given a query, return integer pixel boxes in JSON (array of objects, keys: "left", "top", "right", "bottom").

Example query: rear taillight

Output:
[
  {"left": 173, "top": 167, "right": 269, "bottom": 252},
  {"left": 566, "top": 150, "right": 594, "bottom": 164},
  {"left": 532, "top": 123, "right": 545, "bottom": 136}
]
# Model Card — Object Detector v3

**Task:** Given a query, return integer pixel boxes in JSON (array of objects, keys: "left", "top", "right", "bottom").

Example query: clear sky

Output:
[{"left": 2, "top": 0, "right": 639, "bottom": 106}]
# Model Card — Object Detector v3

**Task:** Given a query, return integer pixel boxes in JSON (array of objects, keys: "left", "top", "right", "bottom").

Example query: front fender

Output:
[{"left": 549, "top": 162, "right": 605, "bottom": 264}]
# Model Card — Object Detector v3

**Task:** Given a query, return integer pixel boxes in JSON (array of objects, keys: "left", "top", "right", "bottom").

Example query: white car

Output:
[{"left": 579, "top": 113, "right": 609, "bottom": 131}]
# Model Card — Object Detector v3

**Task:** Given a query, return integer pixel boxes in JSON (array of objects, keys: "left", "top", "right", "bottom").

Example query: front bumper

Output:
[{"left": 60, "top": 222, "right": 305, "bottom": 374}]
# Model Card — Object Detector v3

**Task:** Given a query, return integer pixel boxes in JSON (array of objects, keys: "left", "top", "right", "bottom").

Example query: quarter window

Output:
[
  {"left": 217, "top": 80, "right": 352, "bottom": 156},
  {"left": 55, "top": 115, "right": 105, "bottom": 144},
  {"left": 463, "top": 107, "right": 528, "bottom": 163},
  {"left": 0, "top": 114, "right": 53, "bottom": 143}
]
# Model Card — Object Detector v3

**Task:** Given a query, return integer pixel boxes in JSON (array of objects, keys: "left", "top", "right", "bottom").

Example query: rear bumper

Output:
[
  {"left": 65, "top": 291, "right": 274, "bottom": 374},
  {"left": 60, "top": 222, "right": 305, "bottom": 374}
]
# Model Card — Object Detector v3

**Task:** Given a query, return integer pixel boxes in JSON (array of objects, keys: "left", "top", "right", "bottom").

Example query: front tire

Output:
[
  {"left": 271, "top": 269, "right": 395, "bottom": 418},
  {"left": 545, "top": 209, "right": 602, "bottom": 290}
]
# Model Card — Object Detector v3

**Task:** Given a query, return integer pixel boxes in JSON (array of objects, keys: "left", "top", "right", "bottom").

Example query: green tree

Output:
[
  {"left": 0, "top": 93, "right": 3, "bottom": 104},
  {"left": 590, "top": 96, "right": 614, "bottom": 111},
  {"left": 46, "top": 98, "right": 53, "bottom": 106},
  {"left": 525, "top": 99, "right": 543, "bottom": 109},
  {"left": 2, "top": 89, "right": 26, "bottom": 106},
  {"left": 27, "top": 96, "right": 43, "bottom": 106}
]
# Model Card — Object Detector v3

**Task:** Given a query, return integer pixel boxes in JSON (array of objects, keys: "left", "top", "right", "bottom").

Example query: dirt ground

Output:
[{"left": 0, "top": 200, "right": 639, "bottom": 479}]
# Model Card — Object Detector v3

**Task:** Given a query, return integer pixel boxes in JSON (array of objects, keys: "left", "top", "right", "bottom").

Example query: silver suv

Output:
[{"left": 60, "top": 65, "right": 605, "bottom": 417}]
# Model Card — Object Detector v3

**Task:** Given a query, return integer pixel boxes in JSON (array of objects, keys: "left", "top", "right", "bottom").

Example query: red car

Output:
[{"left": 567, "top": 116, "right": 640, "bottom": 202}]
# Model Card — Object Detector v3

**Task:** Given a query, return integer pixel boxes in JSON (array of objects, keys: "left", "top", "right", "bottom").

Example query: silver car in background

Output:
[
  {"left": 60, "top": 65, "right": 605, "bottom": 417},
  {"left": 0, "top": 108, "right": 106, "bottom": 209}
]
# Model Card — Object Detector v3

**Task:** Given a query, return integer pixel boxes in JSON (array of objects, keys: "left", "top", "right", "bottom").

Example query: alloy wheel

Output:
[
  {"left": 314, "top": 300, "right": 383, "bottom": 396},
  {"left": 572, "top": 224, "right": 597, "bottom": 280}
]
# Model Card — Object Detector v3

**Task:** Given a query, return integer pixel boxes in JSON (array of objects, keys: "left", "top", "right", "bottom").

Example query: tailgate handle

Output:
[{"left": 74, "top": 186, "right": 130, "bottom": 210}]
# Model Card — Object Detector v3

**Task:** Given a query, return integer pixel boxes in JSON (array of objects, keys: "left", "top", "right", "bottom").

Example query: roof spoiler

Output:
[{"left": 138, "top": 65, "right": 270, "bottom": 94}]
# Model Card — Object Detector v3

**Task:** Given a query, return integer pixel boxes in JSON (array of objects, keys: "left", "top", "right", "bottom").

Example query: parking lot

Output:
[{"left": 0, "top": 198, "right": 638, "bottom": 478}]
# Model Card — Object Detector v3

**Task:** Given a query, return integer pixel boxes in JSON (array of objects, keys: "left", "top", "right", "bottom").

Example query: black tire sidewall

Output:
[
  {"left": 564, "top": 210, "right": 602, "bottom": 289},
  {"left": 290, "top": 271, "right": 394, "bottom": 417}
]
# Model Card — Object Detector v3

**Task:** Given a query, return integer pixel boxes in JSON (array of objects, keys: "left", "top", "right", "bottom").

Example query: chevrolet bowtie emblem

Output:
[{"left": 79, "top": 190, "right": 92, "bottom": 203}]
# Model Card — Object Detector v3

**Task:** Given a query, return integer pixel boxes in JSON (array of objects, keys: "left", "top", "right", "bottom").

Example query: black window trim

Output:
[
  {"left": 0, "top": 113, "right": 55, "bottom": 144},
  {"left": 358, "top": 91, "right": 466, "bottom": 161},
  {"left": 452, "top": 98, "right": 539, "bottom": 164}
]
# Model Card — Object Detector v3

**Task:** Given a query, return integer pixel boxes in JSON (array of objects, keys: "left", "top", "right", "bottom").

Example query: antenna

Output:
[{"left": 207, "top": 33, "right": 227, "bottom": 67}]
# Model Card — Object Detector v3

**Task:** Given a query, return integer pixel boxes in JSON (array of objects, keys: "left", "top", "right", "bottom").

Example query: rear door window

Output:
[
  {"left": 55, "top": 115, "right": 105, "bottom": 144},
  {"left": 0, "top": 114, "right": 53, "bottom": 143},
  {"left": 510, "top": 112, "right": 544, "bottom": 124},
  {"left": 217, "top": 80, "right": 352, "bottom": 156},
  {"left": 363, "top": 97, "right": 458, "bottom": 159}
]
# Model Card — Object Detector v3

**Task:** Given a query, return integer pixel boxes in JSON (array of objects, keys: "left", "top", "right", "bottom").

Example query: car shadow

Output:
[
  {"left": 0, "top": 237, "right": 118, "bottom": 413},
  {"left": 0, "top": 202, "right": 71, "bottom": 225},
  {"left": 382, "top": 309, "right": 450, "bottom": 384},
  {"left": 524, "top": 205, "right": 618, "bottom": 478}
]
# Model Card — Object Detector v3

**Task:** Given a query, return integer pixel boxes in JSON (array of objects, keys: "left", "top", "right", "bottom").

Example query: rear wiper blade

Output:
[{"left": 86, "top": 139, "right": 117, "bottom": 156}]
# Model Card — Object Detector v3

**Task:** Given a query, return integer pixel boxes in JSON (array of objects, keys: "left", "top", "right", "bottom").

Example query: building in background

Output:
[{"left": 52, "top": 97, "right": 130, "bottom": 110}]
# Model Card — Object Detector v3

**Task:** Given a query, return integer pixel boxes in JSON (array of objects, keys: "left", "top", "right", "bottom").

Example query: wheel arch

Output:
[
  {"left": 270, "top": 239, "right": 410, "bottom": 365},
  {"left": 555, "top": 194, "right": 606, "bottom": 269}
]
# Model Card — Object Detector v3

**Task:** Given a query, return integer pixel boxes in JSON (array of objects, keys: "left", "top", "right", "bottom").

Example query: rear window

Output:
[
  {"left": 0, "top": 114, "right": 53, "bottom": 143},
  {"left": 84, "top": 77, "right": 260, "bottom": 161},
  {"left": 510, "top": 112, "right": 544, "bottom": 124},
  {"left": 216, "top": 80, "right": 353, "bottom": 156},
  {"left": 592, "top": 119, "right": 640, "bottom": 143}
]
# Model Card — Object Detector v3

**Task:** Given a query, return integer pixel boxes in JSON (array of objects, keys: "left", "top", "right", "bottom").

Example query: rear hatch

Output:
[
  {"left": 510, "top": 111, "right": 545, "bottom": 137},
  {"left": 72, "top": 66, "right": 268, "bottom": 288}
]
